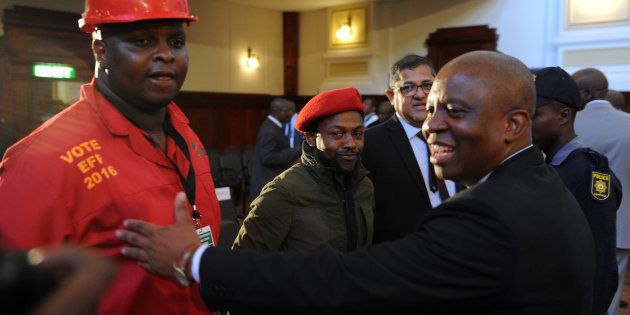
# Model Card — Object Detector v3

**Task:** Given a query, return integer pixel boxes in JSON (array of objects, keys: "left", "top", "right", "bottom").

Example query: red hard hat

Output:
[{"left": 79, "top": 0, "right": 198, "bottom": 33}]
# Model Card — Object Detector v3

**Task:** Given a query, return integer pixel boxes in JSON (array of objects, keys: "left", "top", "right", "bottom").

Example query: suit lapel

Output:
[{"left": 386, "top": 117, "right": 432, "bottom": 207}]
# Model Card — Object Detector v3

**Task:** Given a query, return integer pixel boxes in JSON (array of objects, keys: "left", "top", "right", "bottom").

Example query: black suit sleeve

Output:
[
  {"left": 258, "top": 125, "right": 299, "bottom": 167},
  {"left": 198, "top": 198, "right": 516, "bottom": 314}
]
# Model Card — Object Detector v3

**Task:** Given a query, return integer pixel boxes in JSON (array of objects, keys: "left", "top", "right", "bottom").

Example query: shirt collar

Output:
[
  {"left": 584, "top": 99, "right": 615, "bottom": 110},
  {"left": 549, "top": 136, "right": 584, "bottom": 166},
  {"left": 396, "top": 113, "right": 422, "bottom": 140},
  {"left": 89, "top": 77, "right": 189, "bottom": 137},
  {"left": 267, "top": 115, "right": 283, "bottom": 128}
]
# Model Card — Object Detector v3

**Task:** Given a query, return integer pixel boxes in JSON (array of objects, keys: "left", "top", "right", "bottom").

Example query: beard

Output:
[{"left": 318, "top": 151, "right": 360, "bottom": 177}]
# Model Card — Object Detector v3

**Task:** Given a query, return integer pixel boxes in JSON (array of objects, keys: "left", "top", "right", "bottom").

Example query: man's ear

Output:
[
  {"left": 558, "top": 106, "right": 571, "bottom": 126},
  {"left": 385, "top": 88, "right": 395, "bottom": 104},
  {"left": 580, "top": 88, "right": 592, "bottom": 104},
  {"left": 505, "top": 109, "right": 530, "bottom": 143},
  {"left": 92, "top": 39, "right": 106, "bottom": 66},
  {"left": 305, "top": 131, "right": 316, "bottom": 147}
]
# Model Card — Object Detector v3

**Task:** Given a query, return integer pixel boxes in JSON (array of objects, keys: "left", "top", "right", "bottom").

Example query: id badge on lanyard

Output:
[
  {"left": 192, "top": 205, "right": 214, "bottom": 246},
  {"left": 165, "top": 118, "right": 215, "bottom": 247}
]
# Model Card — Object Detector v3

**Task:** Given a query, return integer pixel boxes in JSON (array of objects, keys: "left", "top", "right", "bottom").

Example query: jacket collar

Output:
[
  {"left": 487, "top": 145, "right": 544, "bottom": 182},
  {"left": 83, "top": 77, "right": 190, "bottom": 168}
]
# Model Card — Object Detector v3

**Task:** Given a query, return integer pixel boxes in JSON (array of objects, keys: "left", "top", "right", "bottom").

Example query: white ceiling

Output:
[{"left": 225, "top": 0, "right": 397, "bottom": 12}]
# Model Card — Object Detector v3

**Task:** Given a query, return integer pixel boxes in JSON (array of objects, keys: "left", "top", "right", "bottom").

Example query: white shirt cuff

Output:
[{"left": 191, "top": 244, "right": 209, "bottom": 283}]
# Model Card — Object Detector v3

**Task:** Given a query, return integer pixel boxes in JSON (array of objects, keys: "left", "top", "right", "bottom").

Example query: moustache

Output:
[{"left": 336, "top": 150, "right": 360, "bottom": 157}]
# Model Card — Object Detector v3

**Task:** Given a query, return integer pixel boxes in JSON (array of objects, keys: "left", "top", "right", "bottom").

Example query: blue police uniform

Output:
[{"left": 550, "top": 137, "right": 622, "bottom": 315}]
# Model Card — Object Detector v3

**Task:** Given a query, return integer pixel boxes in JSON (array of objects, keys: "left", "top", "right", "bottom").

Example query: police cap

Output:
[{"left": 532, "top": 67, "right": 582, "bottom": 110}]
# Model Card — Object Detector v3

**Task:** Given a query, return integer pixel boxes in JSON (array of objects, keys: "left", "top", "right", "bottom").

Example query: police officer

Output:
[
  {"left": 0, "top": 0, "right": 221, "bottom": 314},
  {"left": 531, "top": 66, "right": 622, "bottom": 315}
]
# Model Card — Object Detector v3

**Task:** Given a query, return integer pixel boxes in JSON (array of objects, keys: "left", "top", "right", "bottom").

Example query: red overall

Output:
[{"left": 0, "top": 79, "right": 221, "bottom": 314}]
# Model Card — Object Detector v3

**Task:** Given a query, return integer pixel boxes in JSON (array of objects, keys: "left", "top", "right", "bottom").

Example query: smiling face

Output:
[
  {"left": 422, "top": 52, "right": 533, "bottom": 186},
  {"left": 95, "top": 20, "right": 188, "bottom": 111},
  {"left": 422, "top": 72, "right": 507, "bottom": 185},
  {"left": 305, "top": 111, "right": 364, "bottom": 176},
  {"left": 386, "top": 65, "right": 435, "bottom": 128}
]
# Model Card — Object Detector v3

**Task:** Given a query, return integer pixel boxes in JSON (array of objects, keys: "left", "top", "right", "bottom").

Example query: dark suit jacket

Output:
[
  {"left": 362, "top": 116, "right": 432, "bottom": 243},
  {"left": 249, "top": 118, "right": 300, "bottom": 199},
  {"left": 199, "top": 146, "right": 596, "bottom": 314}
]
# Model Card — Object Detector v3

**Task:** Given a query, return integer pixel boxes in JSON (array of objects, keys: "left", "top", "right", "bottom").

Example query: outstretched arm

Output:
[{"left": 116, "top": 192, "right": 200, "bottom": 279}]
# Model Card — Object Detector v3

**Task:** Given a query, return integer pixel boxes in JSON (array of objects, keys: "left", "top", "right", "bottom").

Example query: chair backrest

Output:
[
  {"left": 221, "top": 152, "right": 243, "bottom": 178},
  {"left": 206, "top": 148, "right": 222, "bottom": 181},
  {"left": 222, "top": 145, "right": 242, "bottom": 156},
  {"left": 215, "top": 187, "right": 239, "bottom": 249},
  {"left": 242, "top": 145, "right": 254, "bottom": 166},
  {"left": 217, "top": 220, "right": 239, "bottom": 249},
  {"left": 215, "top": 187, "right": 237, "bottom": 221}
]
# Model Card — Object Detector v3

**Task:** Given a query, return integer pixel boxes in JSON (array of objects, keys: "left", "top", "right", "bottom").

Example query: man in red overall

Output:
[{"left": 0, "top": 0, "right": 221, "bottom": 314}]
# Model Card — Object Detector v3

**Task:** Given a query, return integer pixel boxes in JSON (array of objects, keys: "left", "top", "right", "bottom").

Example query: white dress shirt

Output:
[
  {"left": 396, "top": 113, "right": 456, "bottom": 208},
  {"left": 267, "top": 115, "right": 283, "bottom": 128}
]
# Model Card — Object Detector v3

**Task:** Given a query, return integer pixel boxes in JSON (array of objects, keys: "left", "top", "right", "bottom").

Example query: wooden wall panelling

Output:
[
  {"left": 426, "top": 25, "right": 498, "bottom": 71},
  {"left": 175, "top": 91, "right": 275, "bottom": 151},
  {"left": 0, "top": 37, "right": 12, "bottom": 141},
  {"left": 283, "top": 12, "right": 299, "bottom": 96},
  {"left": 2, "top": 6, "right": 92, "bottom": 139}
]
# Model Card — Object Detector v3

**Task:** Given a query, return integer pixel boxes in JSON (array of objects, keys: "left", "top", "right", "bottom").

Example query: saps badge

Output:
[{"left": 591, "top": 171, "right": 611, "bottom": 201}]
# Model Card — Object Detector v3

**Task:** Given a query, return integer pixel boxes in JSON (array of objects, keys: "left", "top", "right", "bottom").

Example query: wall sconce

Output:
[
  {"left": 242, "top": 47, "right": 260, "bottom": 71},
  {"left": 329, "top": 6, "right": 367, "bottom": 48},
  {"left": 335, "top": 14, "right": 352, "bottom": 41}
]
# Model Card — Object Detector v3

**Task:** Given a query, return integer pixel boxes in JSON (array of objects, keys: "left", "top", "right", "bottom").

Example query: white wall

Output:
[
  {"left": 184, "top": 0, "right": 284, "bottom": 93},
  {"left": 298, "top": 0, "right": 550, "bottom": 95},
  {"left": 299, "top": 8, "right": 329, "bottom": 95},
  {"left": 4, "top": 0, "right": 626, "bottom": 94},
  {"left": 390, "top": 0, "right": 548, "bottom": 67},
  {"left": 552, "top": 0, "right": 630, "bottom": 90}
]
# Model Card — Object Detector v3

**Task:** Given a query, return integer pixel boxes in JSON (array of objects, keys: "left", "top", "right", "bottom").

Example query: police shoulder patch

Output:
[{"left": 591, "top": 170, "right": 611, "bottom": 201}]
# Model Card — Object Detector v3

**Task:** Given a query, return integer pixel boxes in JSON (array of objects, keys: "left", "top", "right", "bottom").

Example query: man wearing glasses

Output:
[{"left": 362, "top": 54, "right": 457, "bottom": 243}]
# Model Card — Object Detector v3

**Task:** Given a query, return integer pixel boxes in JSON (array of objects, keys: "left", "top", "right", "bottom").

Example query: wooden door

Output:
[{"left": 426, "top": 25, "right": 498, "bottom": 71}]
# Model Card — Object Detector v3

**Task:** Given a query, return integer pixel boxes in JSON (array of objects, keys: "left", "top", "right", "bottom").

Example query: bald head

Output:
[
  {"left": 270, "top": 98, "right": 295, "bottom": 123},
  {"left": 439, "top": 51, "right": 535, "bottom": 116},
  {"left": 606, "top": 89, "right": 626, "bottom": 110},
  {"left": 572, "top": 68, "right": 608, "bottom": 103}
]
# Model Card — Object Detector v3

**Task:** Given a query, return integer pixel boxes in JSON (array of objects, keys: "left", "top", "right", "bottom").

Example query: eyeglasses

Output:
[{"left": 396, "top": 82, "right": 432, "bottom": 96}]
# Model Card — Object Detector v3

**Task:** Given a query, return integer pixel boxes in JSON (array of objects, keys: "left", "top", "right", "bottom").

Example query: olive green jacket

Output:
[{"left": 233, "top": 142, "right": 374, "bottom": 253}]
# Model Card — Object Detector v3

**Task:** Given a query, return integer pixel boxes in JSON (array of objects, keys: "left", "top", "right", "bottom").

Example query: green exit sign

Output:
[{"left": 33, "top": 63, "right": 76, "bottom": 79}]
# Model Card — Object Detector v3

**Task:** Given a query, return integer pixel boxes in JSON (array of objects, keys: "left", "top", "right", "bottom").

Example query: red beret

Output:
[{"left": 295, "top": 87, "right": 364, "bottom": 132}]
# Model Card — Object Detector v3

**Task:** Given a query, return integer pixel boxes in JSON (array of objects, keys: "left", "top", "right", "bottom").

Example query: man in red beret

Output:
[{"left": 231, "top": 87, "right": 375, "bottom": 253}]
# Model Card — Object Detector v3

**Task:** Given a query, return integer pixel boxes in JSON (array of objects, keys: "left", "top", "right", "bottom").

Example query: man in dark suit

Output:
[
  {"left": 363, "top": 54, "right": 457, "bottom": 243},
  {"left": 248, "top": 98, "right": 301, "bottom": 200},
  {"left": 117, "top": 51, "right": 595, "bottom": 314},
  {"left": 365, "top": 101, "right": 394, "bottom": 128}
]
